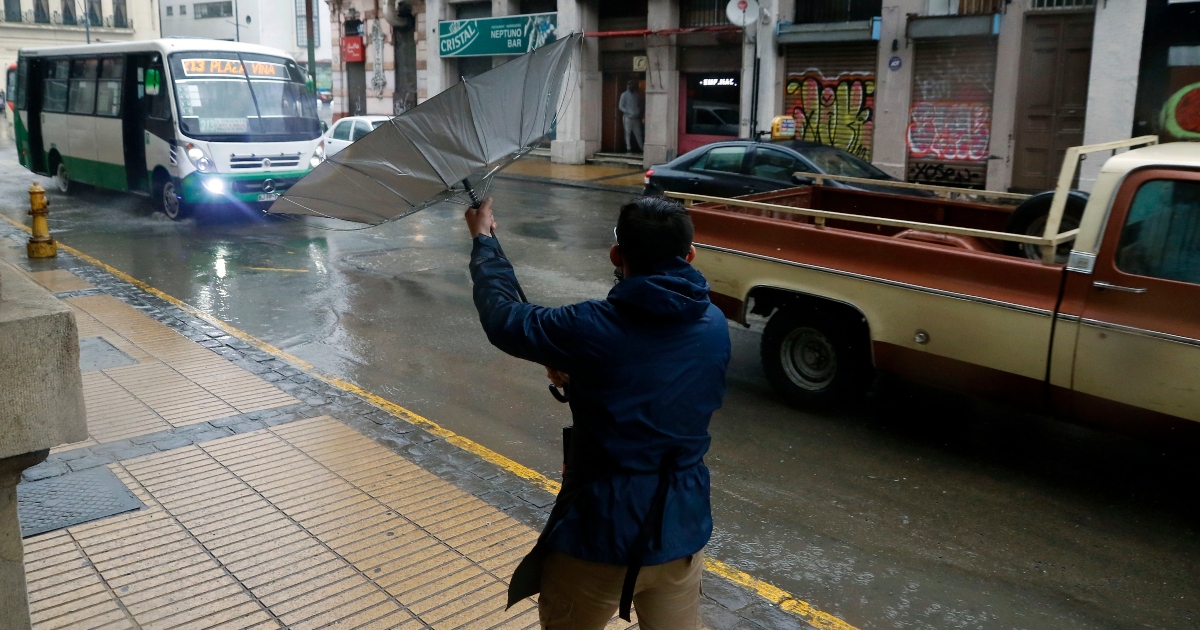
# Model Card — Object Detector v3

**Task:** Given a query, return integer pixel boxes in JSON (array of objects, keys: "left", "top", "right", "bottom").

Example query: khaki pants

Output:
[{"left": 538, "top": 550, "right": 703, "bottom": 630}]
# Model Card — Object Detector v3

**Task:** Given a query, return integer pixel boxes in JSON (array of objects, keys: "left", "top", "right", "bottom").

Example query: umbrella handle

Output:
[{"left": 464, "top": 177, "right": 530, "bottom": 305}]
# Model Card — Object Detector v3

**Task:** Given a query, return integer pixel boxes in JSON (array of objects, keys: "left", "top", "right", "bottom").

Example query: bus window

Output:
[
  {"left": 146, "top": 66, "right": 171, "bottom": 120},
  {"left": 68, "top": 58, "right": 98, "bottom": 115},
  {"left": 96, "top": 57, "right": 124, "bottom": 117},
  {"left": 168, "top": 52, "right": 320, "bottom": 141},
  {"left": 43, "top": 60, "right": 69, "bottom": 113},
  {"left": 14, "top": 59, "right": 26, "bottom": 109}
]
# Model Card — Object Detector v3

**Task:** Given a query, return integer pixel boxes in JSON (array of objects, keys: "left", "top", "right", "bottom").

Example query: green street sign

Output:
[{"left": 438, "top": 12, "right": 558, "bottom": 57}]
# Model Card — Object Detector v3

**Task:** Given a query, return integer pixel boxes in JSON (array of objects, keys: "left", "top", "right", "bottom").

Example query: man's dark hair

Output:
[
  {"left": 626, "top": 80, "right": 636, "bottom": 90},
  {"left": 616, "top": 196, "right": 694, "bottom": 272}
]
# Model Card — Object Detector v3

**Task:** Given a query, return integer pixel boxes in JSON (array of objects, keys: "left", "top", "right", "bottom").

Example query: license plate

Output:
[{"left": 257, "top": 193, "right": 279, "bottom": 202}]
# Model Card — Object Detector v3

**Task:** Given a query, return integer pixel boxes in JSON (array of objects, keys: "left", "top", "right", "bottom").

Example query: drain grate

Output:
[
  {"left": 79, "top": 336, "right": 138, "bottom": 372},
  {"left": 17, "top": 467, "right": 144, "bottom": 538}
]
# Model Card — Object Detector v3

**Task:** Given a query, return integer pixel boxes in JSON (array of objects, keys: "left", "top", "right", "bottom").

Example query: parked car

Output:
[
  {"left": 316, "top": 88, "right": 333, "bottom": 104},
  {"left": 688, "top": 100, "right": 740, "bottom": 136},
  {"left": 323, "top": 115, "right": 391, "bottom": 156},
  {"left": 644, "top": 139, "right": 909, "bottom": 198}
]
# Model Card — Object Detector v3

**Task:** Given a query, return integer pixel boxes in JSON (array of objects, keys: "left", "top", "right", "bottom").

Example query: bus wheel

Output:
[
  {"left": 156, "top": 177, "right": 188, "bottom": 220},
  {"left": 54, "top": 162, "right": 75, "bottom": 195},
  {"left": 761, "top": 305, "right": 873, "bottom": 407}
]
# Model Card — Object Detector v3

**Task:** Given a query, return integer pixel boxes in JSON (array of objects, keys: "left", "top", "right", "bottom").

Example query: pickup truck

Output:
[{"left": 676, "top": 138, "right": 1200, "bottom": 437}]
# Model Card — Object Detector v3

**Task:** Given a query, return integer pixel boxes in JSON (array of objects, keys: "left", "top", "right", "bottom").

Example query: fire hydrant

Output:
[{"left": 27, "top": 183, "right": 56, "bottom": 259}]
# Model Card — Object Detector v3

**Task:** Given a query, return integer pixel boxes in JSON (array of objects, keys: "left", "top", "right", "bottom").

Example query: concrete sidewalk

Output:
[
  {"left": 495, "top": 158, "right": 646, "bottom": 194},
  {"left": 0, "top": 223, "right": 824, "bottom": 630}
]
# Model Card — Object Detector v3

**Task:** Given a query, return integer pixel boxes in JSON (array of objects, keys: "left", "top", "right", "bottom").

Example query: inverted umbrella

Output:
[{"left": 268, "top": 33, "right": 580, "bottom": 225}]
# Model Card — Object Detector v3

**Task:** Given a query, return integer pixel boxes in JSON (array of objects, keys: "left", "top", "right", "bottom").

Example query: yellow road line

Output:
[{"left": 0, "top": 213, "right": 859, "bottom": 630}]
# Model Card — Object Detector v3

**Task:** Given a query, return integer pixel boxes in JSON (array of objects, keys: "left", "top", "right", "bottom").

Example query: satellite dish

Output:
[{"left": 725, "top": 0, "right": 760, "bottom": 28}]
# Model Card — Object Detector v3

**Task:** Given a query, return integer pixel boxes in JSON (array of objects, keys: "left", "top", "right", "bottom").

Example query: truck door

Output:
[{"left": 1071, "top": 168, "right": 1200, "bottom": 426}]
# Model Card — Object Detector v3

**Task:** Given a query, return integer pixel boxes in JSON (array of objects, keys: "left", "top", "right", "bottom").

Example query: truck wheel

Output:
[
  {"left": 761, "top": 305, "right": 872, "bottom": 406},
  {"left": 1004, "top": 190, "right": 1088, "bottom": 263}
]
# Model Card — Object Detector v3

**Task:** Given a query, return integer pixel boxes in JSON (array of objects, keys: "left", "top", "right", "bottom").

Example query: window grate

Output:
[
  {"left": 680, "top": 0, "right": 732, "bottom": 27},
  {"left": 1030, "top": 0, "right": 1095, "bottom": 10},
  {"left": 295, "top": 0, "right": 320, "bottom": 48}
]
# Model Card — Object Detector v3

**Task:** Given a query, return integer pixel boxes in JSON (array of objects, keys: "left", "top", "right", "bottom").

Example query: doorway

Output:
[
  {"left": 1012, "top": 12, "right": 1094, "bottom": 192},
  {"left": 601, "top": 73, "right": 644, "bottom": 154},
  {"left": 123, "top": 54, "right": 152, "bottom": 193}
]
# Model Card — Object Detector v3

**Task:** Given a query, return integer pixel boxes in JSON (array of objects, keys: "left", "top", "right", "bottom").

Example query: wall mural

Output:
[
  {"left": 785, "top": 71, "right": 876, "bottom": 161},
  {"left": 906, "top": 101, "right": 992, "bottom": 187},
  {"left": 1161, "top": 82, "right": 1200, "bottom": 141}
]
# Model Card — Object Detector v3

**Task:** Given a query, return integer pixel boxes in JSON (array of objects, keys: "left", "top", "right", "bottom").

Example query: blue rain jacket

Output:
[{"left": 469, "top": 234, "right": 731, "bottom": 566}]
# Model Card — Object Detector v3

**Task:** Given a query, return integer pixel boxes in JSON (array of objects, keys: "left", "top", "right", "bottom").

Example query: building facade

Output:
[
  {"left": 158, "top": 0, "right": 333, "bottom": 86},
  {"left": 323, "top": 0, "right": 1194, "bottom": 191},
  {"left": 2, "top": 0, "right": 159, "bottom": 76}
]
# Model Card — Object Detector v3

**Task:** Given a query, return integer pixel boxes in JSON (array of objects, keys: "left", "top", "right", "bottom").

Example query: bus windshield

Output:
[{"left": 168, "top": 52, "right": 320, "bottom": 142}]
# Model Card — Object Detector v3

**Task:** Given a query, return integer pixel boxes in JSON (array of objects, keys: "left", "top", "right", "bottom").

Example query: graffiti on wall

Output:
[
  {"left": 1161, "top": 82, "right": 1200, "bottom": 141},
  {"left": 785, "top": 71, "right": 875, "bottom": 161},
  {"left": 906, "top": 101, "right": 991, "bottom": 188}
]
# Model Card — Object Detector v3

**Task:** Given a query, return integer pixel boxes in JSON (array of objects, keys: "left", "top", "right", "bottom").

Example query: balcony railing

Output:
[
  {"left": 926, "top": 0, "right": 1004, "bottom": 15},
  {"left": 957, "top": 0, "right": 1004, "bottom": 15},
  {"left": 2, "top": 8, "right": 131, "bottom": 26},
  {"left": 794, "top": 0, "right": 882, "bottom": 25},
  {"left": 680, "top": 0, "right": 732, "bottom": 27}
]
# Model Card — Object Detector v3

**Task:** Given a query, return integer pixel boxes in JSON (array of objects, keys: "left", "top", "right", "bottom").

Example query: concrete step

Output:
[{"left": 589, "top": 152, "right": 644, "bottom": 167}]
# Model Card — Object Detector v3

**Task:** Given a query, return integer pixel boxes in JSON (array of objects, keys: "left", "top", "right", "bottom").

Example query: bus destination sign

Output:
[{"left": 181, "top": 59, "right": 286, "bottom": 79}]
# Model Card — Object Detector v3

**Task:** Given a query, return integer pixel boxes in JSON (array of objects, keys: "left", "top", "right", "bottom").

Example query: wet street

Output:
[{"left": 1, "top": 135, "right": 1198, "bottom": 630}]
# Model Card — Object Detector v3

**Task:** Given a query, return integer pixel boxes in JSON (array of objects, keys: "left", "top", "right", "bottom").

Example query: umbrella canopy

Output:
[{"left": 269, "top": 33, "right": 580, "bottom": 225}]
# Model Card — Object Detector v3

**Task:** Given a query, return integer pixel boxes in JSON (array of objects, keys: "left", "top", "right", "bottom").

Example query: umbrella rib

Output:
[{"left": 386, "top": 116, "right": 454, "bottom": 189}]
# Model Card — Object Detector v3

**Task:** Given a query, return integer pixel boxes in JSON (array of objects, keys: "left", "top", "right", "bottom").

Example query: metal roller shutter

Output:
[
  {"left": 906, "top": 38, "right": 999, "bottom": 189},
  {"left": 782, "top": 43, "right": 879, "bottom": 160}
]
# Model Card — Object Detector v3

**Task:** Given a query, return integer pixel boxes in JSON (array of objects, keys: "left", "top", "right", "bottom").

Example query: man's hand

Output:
[
  {"left": 546, "top": 366, "right": 570, "bottom": 388},
  {"left": 464, "top": 197, "right": 497, "bottom": 239}
]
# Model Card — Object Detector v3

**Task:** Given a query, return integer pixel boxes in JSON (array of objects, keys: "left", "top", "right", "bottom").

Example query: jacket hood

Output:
[{"left": 607, "top": 257, "right": 711, "bottom": 322}]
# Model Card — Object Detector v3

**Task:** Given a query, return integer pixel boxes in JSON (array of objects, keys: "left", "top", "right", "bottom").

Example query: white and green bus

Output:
[{"left": 11, "top": 39, "right": 326, "bottom": 219}]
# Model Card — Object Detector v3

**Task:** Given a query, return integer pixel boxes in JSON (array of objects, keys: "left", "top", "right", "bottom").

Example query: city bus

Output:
[{"left": 10, "top": 39, "right": 325, "bottom": 219}]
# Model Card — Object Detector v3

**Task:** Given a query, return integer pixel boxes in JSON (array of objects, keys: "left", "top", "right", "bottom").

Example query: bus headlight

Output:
[
  {"left": 185, "top": 143, "right": 214, "bottom": 173},
  {"left": 310, "top": 142, "right": 325, "bottom": 168},
  {"left": 202, "top": 178, "right": 226, "bottom": 194}
]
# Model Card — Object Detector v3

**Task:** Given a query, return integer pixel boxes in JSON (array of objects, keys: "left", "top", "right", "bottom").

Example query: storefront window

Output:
[{"left": 684, "top": 73, "right": 739, "bottom": 137}]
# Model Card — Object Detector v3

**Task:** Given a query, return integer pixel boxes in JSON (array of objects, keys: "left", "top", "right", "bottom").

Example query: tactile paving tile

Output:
[
  {"left": 78, "top": 336, "right": 138, "bottom": 372},
  {"left": 18, "top": 467, "right": 144, "bottom": 538}
]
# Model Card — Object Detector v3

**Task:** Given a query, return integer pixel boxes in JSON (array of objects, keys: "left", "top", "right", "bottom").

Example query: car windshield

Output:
[
  {"left": 795, "top": 144, "right": 891, "bottom": 180},
  {"left": 169, "top": 52, "right": 320, "bottom": 142}
]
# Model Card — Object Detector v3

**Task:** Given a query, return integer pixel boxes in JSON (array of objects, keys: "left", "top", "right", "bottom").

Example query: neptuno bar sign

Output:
[{"left": 438, "top": 13, "right": 557, "bottom": 57}]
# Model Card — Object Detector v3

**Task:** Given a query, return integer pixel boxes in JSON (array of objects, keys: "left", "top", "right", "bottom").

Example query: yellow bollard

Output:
[{"left": 27, "top": 183, "right": 57, "bottom": 259}]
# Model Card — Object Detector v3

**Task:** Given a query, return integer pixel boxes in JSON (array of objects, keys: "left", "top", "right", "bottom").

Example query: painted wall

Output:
[
  {"left": 786, "top": 69, "right": 877, "bottom": 160},
  {"left": 1078, "top": 0, "right": 1146, "bottom": 191},
  {"left": 1, "top": 0, "right": 160, "bottom": 76},
  {"left": 871, "top": 0, "right": 921, "bottom": 179}
]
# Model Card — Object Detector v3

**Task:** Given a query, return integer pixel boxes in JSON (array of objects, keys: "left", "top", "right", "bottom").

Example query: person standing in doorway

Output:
[{"left": 618, "top": 80, "right": 644, "bottom": 154}]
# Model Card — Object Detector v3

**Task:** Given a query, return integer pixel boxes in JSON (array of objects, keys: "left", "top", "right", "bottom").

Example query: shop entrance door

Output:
[
  {"left": 1012, "top": 13, "right": 1093, "bottom": 192},
  {"left": 602, "top": 73, "right": 644, "bottom": 154}
]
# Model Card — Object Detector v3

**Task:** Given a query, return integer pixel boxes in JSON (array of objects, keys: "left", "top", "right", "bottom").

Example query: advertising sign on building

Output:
[
  {"left": 342, "top": 36, "right": 365, "bottom": 63},
  {"left": 438, "top": 12, "right": 557, "bottom": 57}
]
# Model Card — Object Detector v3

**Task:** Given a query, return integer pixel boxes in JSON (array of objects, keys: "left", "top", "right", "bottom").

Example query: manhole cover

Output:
[
  {"left": 79, "top": 336, "right": 137, "bottom": 372},
  {"left": 17, "top": 467, "right": 144, "bottom": 538}
]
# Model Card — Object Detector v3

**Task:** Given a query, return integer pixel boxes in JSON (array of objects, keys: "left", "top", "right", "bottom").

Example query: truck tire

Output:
[
  {"left": 761, "top": 305, "right": 873, "bottom": 406},
  {"left": 1004, "top": 190, "right": 1088, "bottom": 263}
]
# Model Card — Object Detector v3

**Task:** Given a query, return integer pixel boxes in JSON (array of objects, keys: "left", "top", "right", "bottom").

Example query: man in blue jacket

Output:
[{"left": 465, "top": 195, "right": 731, "bottom": 629}]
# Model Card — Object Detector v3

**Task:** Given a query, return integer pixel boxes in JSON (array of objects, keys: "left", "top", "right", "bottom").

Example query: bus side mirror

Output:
[{"left": 320, "top": 121, "right": 328, "bottom": 133}]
